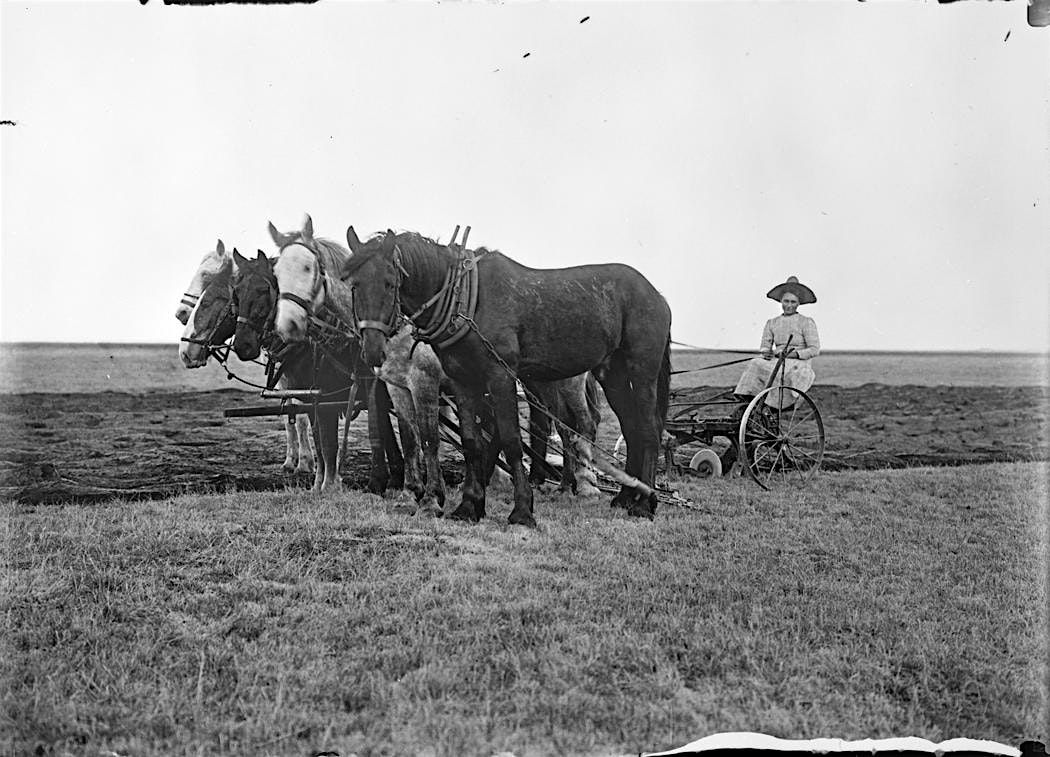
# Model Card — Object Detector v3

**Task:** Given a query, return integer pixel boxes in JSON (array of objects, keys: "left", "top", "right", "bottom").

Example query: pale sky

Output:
[{"left": 2, "top": 0, "right": 1047, "bottom": 352}]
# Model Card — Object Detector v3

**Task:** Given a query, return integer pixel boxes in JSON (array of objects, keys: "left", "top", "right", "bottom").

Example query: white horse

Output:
[
  {"left": 267, "top": 217, "right": 449, "bottom": 509},
  {"left": 176, "top": 240, "right": 315, "bottom": 475}
]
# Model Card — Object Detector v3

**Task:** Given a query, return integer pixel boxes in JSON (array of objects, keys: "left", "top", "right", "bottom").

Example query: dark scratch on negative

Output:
[{"left": 0, "top": 120, "right": 16, "bottom": 126}]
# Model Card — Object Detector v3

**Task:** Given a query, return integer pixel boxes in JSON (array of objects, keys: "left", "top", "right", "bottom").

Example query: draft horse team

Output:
[{"left": 178, "top": 216, "right": 672, "bottom": 526}]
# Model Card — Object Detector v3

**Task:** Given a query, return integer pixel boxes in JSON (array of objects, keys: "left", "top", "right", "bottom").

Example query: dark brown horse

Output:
[
  {"left": 341, "top": 230, "right": 672, "bottom": 525},
  {"left": 229, "top": 246, "right": 405, "bottom": 495}
]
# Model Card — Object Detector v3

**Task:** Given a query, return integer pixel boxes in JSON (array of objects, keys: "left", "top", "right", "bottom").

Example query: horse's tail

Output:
[
  {"left": 657, "top": 334, "right": 671, "bottom": 431},
  {"left": 585, "top": 371, "right": 602, "bottom": 432}
]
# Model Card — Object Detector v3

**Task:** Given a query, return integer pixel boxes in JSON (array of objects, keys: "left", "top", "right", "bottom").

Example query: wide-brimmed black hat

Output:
[{"left": 766, "top": 276, "right": 816, "bottom": 305}]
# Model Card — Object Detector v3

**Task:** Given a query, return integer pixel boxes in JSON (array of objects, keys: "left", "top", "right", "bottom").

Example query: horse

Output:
[
  {"left": 179, "top": 263, "right": 236, "bottom": 369},
  {"left": 176, "top": 243, "right": 315, "bottom": 475},
  {"left": 266, "top": 217, "right": 448, "bottom": 511},
  {"left": 340, "top": 230, "right": 671, "bottom": 525},
  {"left": 174, "top": 239, "right": 231, "bottom": 325}
]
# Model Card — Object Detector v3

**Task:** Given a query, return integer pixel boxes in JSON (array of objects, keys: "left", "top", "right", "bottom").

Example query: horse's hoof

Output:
[
  {"left": 576, "top": 484, "right": 601, "bottom": 499},
  {"left": 297, "top": 463, "right": 314, "bottom": 475},
  {"left": 367, "top": 478, "right": 387, "bottom": 495},
  {"left": 413, "top": 505, "right": 442, "bottom": 518},
  {"left": 449, "top": 504, "right": 481, "bottom": 523},
  {"left": 508, "top": 511, "right": 537, "bottom": 528},
  {"left": 609, "top": 492, "right": 631, "bottom": 509},
  {"left": 281, "top": 461, "right": 296, "bottom": 474},
  {"left": 627, "top": 503, "right": 655, "bottom": 520}
]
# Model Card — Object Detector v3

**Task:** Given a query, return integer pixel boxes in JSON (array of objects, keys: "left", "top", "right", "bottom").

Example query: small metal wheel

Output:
[
  {"left": 688, "top": 449, "right": 723, "bottom": 478},
  {"left": 738, "top": 386, "right": 825, "bottom": 489}
]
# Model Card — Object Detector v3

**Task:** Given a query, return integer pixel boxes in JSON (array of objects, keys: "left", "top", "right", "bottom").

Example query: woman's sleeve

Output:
[
  {"left": 797, "top": 318, "right": 821, "bottom": 359},
  {"left": 760, "top": 319, "right": 774, "bottom": 353}
]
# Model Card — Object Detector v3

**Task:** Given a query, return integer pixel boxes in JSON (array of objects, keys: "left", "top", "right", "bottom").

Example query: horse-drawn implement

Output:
[{"left": 659, "top": 337, "right": 826, "bottom": 489}]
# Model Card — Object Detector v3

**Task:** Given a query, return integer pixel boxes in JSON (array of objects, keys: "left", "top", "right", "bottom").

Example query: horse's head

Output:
[
  {"left": 179, "top": 267, "right": 235, "bottom": 368},
  {"left": 340, "top": 229, "right": 403, "bottom": 367},
  {"left": 270, "top": 216, "right": 327, "bottom": 344},
  {"left": 175, "top": 239, "right": 230, "bottom": 325},
  {"left": 231, "top": 249, "right": 278, "bottom": 362}
]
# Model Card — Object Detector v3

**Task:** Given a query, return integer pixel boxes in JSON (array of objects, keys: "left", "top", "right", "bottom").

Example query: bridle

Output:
[
  {"left": 233, "top": 265, "right": 280, "bottom": 346},
  {"left": 276, "top": 240, "right": 329, "bottom": 319},
  {"left": 351, "top": 243, "right": 408, "bottom": 338},
  {"left": 275, "top": 238, "right": 365, "bottom": 347},
  {"left": 179, "top": 282, "right": 236, "bottom": 355}
]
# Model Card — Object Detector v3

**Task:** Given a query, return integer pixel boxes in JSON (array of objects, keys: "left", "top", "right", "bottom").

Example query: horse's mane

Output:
[
  {"left": 342, "top": 230, "right": 449, "bottom": 277},
  {"left": 305, "top": 236, "right": 351, "bottom": 273},
  {"left": 277, "top": 232, "right": 351, "bottom": 274}
]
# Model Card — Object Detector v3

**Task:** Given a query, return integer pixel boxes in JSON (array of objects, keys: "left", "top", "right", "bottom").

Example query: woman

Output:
[{"left": 734, "top": 276, "right": 820, "bottom": 407}]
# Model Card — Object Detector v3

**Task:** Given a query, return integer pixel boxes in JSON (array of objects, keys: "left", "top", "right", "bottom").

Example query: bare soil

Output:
[{"left": 1, "top": 384, "right": 1046, "bottom": 504}]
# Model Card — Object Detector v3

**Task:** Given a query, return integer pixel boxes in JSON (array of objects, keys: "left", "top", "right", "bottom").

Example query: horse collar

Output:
[{"left": 408, "top": 249, "right": 483, "bottom": 349}]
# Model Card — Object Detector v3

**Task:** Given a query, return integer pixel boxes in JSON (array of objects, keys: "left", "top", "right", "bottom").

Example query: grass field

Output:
[{"left": 3, "top": 463, "right": 1048, "bottom": 757}]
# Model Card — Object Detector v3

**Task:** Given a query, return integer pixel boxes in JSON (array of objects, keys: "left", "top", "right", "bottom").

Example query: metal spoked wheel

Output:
[{"left": 738, "top": 386, "right": 825, "bottom": 490}]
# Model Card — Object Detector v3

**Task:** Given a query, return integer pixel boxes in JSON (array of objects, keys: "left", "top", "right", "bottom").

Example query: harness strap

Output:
[
  {"left": 279, "top": 291, "right": 316, "bottom": 314},
  {"left": 357, "top": 319, "right": 395, "bottom": 333},
  {"left": 409, "top": 250, "right": 482, "bottom": 349}
]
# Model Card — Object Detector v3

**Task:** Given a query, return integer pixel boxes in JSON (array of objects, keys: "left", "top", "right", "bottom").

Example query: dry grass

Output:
[{"left": 3, "top": 463, "right": 1047, "bottom": 757}]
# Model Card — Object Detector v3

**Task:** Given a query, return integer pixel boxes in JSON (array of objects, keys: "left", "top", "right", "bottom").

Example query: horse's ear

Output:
[
  {"left": 267, "top": 221, "right": 282, "bottom": 246},
  {"left": 303, "top": 214, "right": 314, "bottom": 240},
  {"left": 346, "top": 225, "right": 362, "bottom": 253},
  {"left": 232, "top": 248, "right": 249, "bottom": 267},
  {"left": 383, "top": 230, "right": 396, "bottom": 251},
  {"left": 256, "top": 250, "right": 267, "bottom": 263},
  {"left": 216, "top": 239, "right": 226, "bottom": 256}
]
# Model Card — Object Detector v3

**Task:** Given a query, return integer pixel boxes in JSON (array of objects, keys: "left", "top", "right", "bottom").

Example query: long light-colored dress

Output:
[{"left": 735, "top": 313, "right": 820, "bottom": 407}]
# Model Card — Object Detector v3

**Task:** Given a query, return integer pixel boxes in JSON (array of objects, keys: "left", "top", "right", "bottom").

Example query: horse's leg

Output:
[
  {"left": 281, "top": 414, "right": 298, "bottom": 473},
  {"left": 487, "top": 373, "right": 535, "bottom": 527},
  {"left": 563, "top": 377, "right": 600, "bottom": 498},
  {"left": 382, "top": 387, "right": 406, "bottom": 491},
  {"left": 295, "top": 414, "right": 315, "bottom": 474},
  {"left": 318, "top": 407, "right": 342, "bottom": 494},
  {"left": 409, "top": 369, "right": 446, "bottom": 517},
  {"left": 623, "top": 357, "right": 665, "bottom": 518},
  {"left": 478, "top": 399, "right": 503, "bottom": 488},
  {"left": 523, "top": 381, "right": 551, "bottom": 488},
  {"left": 386, "top": 383, "right": 425, "bottom": 503},
  {"left": 309, "top": 407, "right": 325, "bottom": 493},
  {"left": 366, "top": 380, "right": 392, "bottom": 493},
  {"left": 448, "top": 388, "right": 487, "bottom": 522},
  {"left": 597, "top": 358, "right": 641, "bottom": 510}
]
